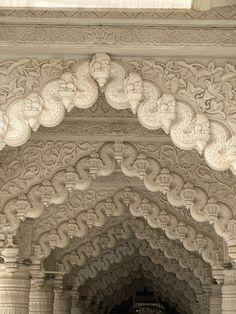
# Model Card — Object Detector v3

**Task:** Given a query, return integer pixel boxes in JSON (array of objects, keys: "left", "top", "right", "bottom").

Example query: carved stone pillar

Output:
[
  {"left": 29, "top": 274, "right": 54, "bottom": 314},
  {"left": 222, "top": 269, "right": 236, "bottom": 314},
  {"left": 53, "top": 290, "right": 71, "bottom": 314},
  {"left": 0, "top": 264, "right": 30, "bottom": 314},
  {"left": 0, "top": 246, "right": 30, "bottom": 314},
  {"left": 210, "top": 284, "right": 222, "bottom": 314}
]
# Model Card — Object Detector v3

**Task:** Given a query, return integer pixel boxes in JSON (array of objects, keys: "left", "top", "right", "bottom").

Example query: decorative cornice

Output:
[
  {"left": 0, "top": 25, "right": 234, "bottom": 47},
  {"left": 0, "top": 6, "right": 235, "bottom": 22}
]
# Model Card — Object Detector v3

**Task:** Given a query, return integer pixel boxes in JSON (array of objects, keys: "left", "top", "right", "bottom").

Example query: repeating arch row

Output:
[
  {"left": 31, "top": 188, "right": 220, "bottom": 268},
  {"left": 3, "top": 141, "right": 232, "bottom": 260},
  {"left": 70, "top": 238, "right": 205, "bottom": 290},
  {"left": 54, "top": 217, "right": 211, "bottom": 283}
]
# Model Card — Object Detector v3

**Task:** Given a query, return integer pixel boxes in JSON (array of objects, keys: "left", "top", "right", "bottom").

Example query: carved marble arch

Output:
[
  {"left": 3, "top": 141, "right": 234, "bottom": 256},
  {"left": 77, "top": 257, "right": 199, "bottom": 313},
  {"left": 47, "top": 218, "right": 212, "bottom": 284},
  {"left": 86, "top": 274, "right": 190, "bottom": 314},
  {"left": 29, "top": 188, "right": 221, "bottom": 269},
  {"left": 0, "top": 53, "right": 236, "bottom": 175}
]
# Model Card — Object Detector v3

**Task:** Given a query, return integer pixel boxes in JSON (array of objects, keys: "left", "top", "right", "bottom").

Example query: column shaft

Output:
[
  {"left": 210, "top": 284, "right": 222, "bottom": 314},
  {"left": 29, "top": 285, "right": 54, "bottom": 314},
  {"left": 0, "top": 266, "right": 30, "bottom": 314},
  {"left": 222, "top": 270, "right": 236, "bottom": 314}
]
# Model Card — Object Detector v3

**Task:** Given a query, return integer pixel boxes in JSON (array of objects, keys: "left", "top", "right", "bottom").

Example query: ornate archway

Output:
[{"left": 0, "top": 3, "right": 235, "bottom": 314}]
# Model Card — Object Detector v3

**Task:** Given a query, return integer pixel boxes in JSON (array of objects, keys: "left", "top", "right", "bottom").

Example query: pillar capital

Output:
[{"left": 2, "top": 245, "right": 20, "bottom": 274}]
